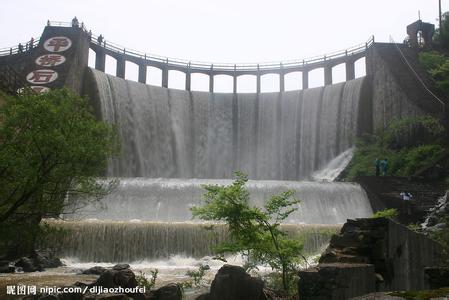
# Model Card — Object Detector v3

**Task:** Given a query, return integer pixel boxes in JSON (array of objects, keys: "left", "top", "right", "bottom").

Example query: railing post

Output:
[
  {"left": 138, "top": 63, "right": 146, "bottom": 83},
  {"left": 257, "top": 64, "right": 261, "bottom": 94},
  {"left": 233, "top": 64, "right": 237, "bottom": 94},
  {"left": 116, "top": 56, "right": 125, "bottom": 78},
  {"left": 209, "top": 64, "right": 214, "bottom": 93},
  {"left": 302, "top": 69, "right": 309, "bottom": 89},
  {"left": 162, "top": 59, "right": 169, "bottom": 88},
  {"left": 324, "top": 65, "right": 332, "bottom": 85},
  {"left": 186, "top": 62, "right": 191, "bottom": 91}
]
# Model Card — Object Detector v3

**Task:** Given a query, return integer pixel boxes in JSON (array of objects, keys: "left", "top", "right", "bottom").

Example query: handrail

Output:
[
  {"left": 0, "top": 19, "right": 374, "bottom": 73},
  {"left": 90, "top": 32, "right": 373, "bottom": 72},
  {"left": 0, "top": 37, "right": 41, "bottom": 57}
]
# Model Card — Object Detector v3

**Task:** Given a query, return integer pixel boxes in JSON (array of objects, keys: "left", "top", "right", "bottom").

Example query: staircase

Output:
[{"left": 356, "top": 176, "right": 447, "bottom": 224}]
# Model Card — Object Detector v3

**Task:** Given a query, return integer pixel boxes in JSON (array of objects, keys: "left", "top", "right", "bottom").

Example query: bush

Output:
[
  {"left": 136, "top": 269, "right": 158, "bottom": 290},
  {"left": 191, "top": 172, "right": 303, "bottom": 293},
  {"left": 372, "top": 208, "right": 398, "bottom": 219},
  {"left": 344, "top": 116, "right": 447, "bottom": 180}
]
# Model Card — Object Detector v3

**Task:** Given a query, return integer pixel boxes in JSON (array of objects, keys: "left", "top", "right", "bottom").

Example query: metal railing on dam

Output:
[{"left": 1, "top": 20, "right": 373, "bottom": 92}]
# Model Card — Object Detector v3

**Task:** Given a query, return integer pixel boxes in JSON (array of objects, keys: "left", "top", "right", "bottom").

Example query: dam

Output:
[{"left": 1, "top": 21, "right": 444, "bottom": 267}]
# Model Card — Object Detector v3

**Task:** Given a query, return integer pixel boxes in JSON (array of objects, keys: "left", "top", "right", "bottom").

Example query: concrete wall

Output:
[
  {"left": 386, "top": 219, "right": 443, "bottom": 291},
  {"left": 0, "top": 26, "right": 90, "bottom": 95},
  {"left": 298, "top": 263, "right": 376, "bottom": 300},
  {"left": 298, "top": 218, "right": 444, "bottom": 300},
  {"left": 365, "top": 43, "right": 446, "bottom": 132}
]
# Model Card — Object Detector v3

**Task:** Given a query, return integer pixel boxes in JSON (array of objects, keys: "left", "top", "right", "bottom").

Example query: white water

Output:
[
  {"left": 69, "top": 178, "right": 372, "bottom": 224},
  {"left": 50, "top": 72, "right": 374, "bottom": 270},
  {"left": 92, "top": 69, "right": 366, "bottom": 180},
  {"left": 312, "top": 148, "right": 354, "bottom": 181}
]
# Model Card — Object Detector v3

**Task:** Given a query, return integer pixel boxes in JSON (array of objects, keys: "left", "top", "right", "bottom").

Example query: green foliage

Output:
[
  {"left": 345, "top": 116, "right": 447, "bottom": 180},
  {"left": 433, "top": 12, "right": 449, "bottom": 49},
  {"left": 419, "top": 50, "right": 449, "bottom": 95},
  {"left": 372, "top": 208, "right": 398, "bottom": 219},
  {"left": 419, "top": 51, "right": 447, "bottom": 71},
  {"left": 191, "top": 172, "right": 303, "bottom": 293},
  {"left": 0, "top": 88, "right": 119, "bottom": 256},
  {"left": 406, "top": 223, "right": 422, "bottom": 233},
  {"left": 136, "top": 269, "right": 158, "bottom": 290},
  {"left": 181, "top": 264, "right": 210, "bottom": 289}
]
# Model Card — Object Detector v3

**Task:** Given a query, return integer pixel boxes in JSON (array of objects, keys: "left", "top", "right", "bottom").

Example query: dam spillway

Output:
[
  {"left": 56, "top": 178, "right": 372, "bottom": 262},
  {"left": 53, "top": 68, "right": 375, "bottom": 264},
  {"left": 91, "top": 69, "right": 366, "bottom": 180},
  {"left": 70, "top": 178, "right": 372, "bottom": 225}
]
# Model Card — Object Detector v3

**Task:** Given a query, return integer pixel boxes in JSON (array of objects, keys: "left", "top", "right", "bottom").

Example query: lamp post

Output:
[{"left": 439, "top": 0, "right": 442, "bottom": 32}]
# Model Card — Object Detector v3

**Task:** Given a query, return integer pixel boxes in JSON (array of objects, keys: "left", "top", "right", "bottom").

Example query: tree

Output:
[
  {"left": 191, "top": 172, "right": 303, "bottom": 293},
  {"left": 434, "top": 12, "right": 449, "bottom": 50},
  {"left": 0, "top": 88, "right": 119, "bottom": 256}
]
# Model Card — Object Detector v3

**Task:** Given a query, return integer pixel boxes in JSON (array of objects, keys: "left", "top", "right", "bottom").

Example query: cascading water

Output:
[
  {"left": 70, "top": 178, "right": 371, "bottom": 225},
  {"left": 51, "top": 69, "right": 374, "bottom": 269},
  {"left": 92, "top": 69, "right": 366, "bottom": 180}
]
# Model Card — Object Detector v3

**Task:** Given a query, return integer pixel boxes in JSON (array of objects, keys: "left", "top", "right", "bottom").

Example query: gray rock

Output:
[
  {"left": 209, "top": 265, "right": 265, "bottom": 300},
  {"left": 152, "top": 283, "right": 182, "bottom": 300},
  {"left": 15, "top": 257, "right": 41, "bottom": 272},
  {"left": 112, "top": 264, "right": 131, "bottom": 271},
  {"left": 82, "top": 266, "right": 107, "bottom": 275}
]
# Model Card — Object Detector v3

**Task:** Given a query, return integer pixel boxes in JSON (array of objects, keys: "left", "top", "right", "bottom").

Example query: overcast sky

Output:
[{"left": 1, "top": 0, "right": 448, "bottom": 91}]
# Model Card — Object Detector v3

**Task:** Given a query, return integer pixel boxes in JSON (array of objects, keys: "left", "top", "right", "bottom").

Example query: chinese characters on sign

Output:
[
  {"left": 44, "top": 36, "right": 72, "bottom": 52},
  {"left": 26, "top": 69, "right": 58, "bottom": 85},
  {"left": 35, "top": 54, "right": 66, "bottom": 67},
  {"left": 21, "top": 36, "right": 72, "bottom": 93}
]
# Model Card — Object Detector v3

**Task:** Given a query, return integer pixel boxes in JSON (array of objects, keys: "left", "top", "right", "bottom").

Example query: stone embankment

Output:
[{"left": 298, "top": 217, "right": 444, "bottom": 300}]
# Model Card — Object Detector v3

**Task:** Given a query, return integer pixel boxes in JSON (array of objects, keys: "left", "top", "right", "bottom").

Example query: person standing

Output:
[
  {"left": 400, "top": 191, "right": 413, "bottom": 215},
  {"left": 72, "top": 16, "right": 79, "bottom": 28},
  {"left": 374, "top": 158, "right": 381, "bottom": 176},
  {"left": 380, "top": 158, "right": 389, "bottom": 176}
]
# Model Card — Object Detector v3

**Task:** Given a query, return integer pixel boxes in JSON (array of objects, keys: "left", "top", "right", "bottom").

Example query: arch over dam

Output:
[
  {"left": 0, "top": 21, "right": 446, "bottom": 135},
  {"left": 90, "top": 33, "right": 371, "bottom": 92}
]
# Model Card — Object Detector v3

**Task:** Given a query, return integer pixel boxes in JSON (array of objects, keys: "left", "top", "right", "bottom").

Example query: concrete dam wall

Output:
[{"left": 87, "top": 68, "right": 370, "bottom": 180}]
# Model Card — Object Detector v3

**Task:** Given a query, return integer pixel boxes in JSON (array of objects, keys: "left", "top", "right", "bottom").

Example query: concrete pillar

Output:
[
  {"left": 324, "top": 65, "right": 332, "bottom": 85},
  {"left": 209, "top": 72, "right": 214, "bottom": 93},
  {"left": 346, "top": 61, "right": 355, "bottom": 81},
  {"left": 116, "top": 57, "right": 125, "bottom": 79},
  {"left": 95, "top": 49, "right": 106, "bottom": 72},
  {"left": 162, "top": 68, "right": 168, "bottom": 88},
  {"left": 302, "top": 70, "right": 309, "bottom": 89},
  {"left": 280, "top": 72, "right": 285, "bottom": 92},
  {"left": 185, "top": 71, "right": 191, "bottom": 91},
  {"left": 138, "top": 64, "right": 146, "bottom": 83},
  {"left": 233, "top": 75, "right": 237, "bottom": 93}
]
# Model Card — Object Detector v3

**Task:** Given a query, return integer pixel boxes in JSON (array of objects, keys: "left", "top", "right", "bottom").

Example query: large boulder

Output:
[
  {"left": 147, "top": 283, "right": 182, "bottom": 300},
  {"left": 207, "top": 265, "right": 265, "bottom": 300},
  {"left": 82, "top": 266, "right": 107, "bottom": 275},
  {"left": 15, "top": 256, "right": 41, "bottom": 272},
  {"left": 33, "top": 250, "right": 64, "bottom": 269}
]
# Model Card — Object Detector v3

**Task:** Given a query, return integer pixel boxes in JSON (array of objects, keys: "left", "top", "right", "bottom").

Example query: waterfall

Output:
[
  {"left": 45, "top": 220, "right": 340, "bottom": 263},
  {"left": 69, "top": 178, "right": 372, "bottom": 225},
  {"left": 92, "top": 69, "right": 366, "bottom": 180},
  {"left": 60, "top": 70, "right": 375, "bottom": 266}
]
